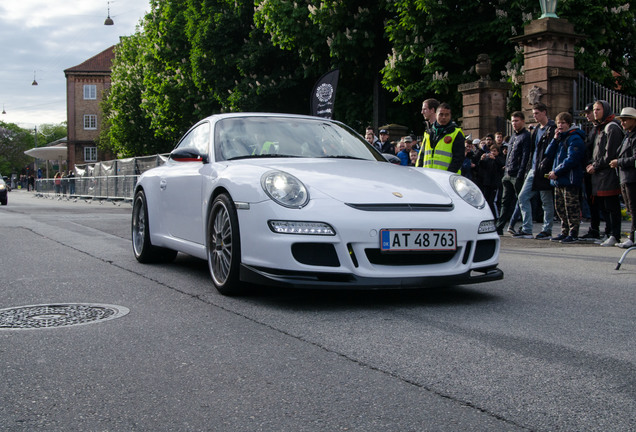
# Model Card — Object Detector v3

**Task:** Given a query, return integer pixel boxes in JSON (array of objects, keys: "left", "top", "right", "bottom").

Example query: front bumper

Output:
[{"left": 240, "top": 264, "right": 503, "bottom": 289}]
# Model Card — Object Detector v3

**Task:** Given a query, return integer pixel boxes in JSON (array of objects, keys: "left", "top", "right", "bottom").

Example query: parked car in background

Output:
[
  {"left": 0, "top": 178, "right": 8, "bottom": 205},
  {"left": 1, "top": 176, "right": 11, "bottom": 192},
  {"left": 132, "top": 113, "right": 503, "bottom": 295}
]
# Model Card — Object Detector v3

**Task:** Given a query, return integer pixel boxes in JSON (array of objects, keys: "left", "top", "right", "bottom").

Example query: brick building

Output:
[{"left": 64, "top": 45, "right": 116, "bottom": 170}]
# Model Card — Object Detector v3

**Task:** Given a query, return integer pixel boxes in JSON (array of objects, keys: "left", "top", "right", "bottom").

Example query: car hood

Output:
[{"left": 237, "top": 159, "right": 453, "bottom": 205}]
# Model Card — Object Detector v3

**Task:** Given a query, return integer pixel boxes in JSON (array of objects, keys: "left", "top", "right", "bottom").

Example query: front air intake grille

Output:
[
  {"left": 292, "top": 243, "right": 340, "bottom": 267},
  {"left": 474, "top": 239, "right": 496, "bottom": 263},
  {"left": 345, "top": 203, "right": 454, "bottom": 212},
  {"left": 365, "top": 249, "right": 457, "bottom": 266}
]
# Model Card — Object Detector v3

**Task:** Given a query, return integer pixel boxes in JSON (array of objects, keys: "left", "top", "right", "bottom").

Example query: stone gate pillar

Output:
[
  {"left": 510, "top": 17, "right": 585, "bottom": 120},
  {"left": 458, "top": 54, "right": 512, "bottom": 140}
]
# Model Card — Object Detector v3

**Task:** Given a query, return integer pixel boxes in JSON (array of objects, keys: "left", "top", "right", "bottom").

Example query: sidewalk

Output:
[{"left": 499, "top": 219, "right": 634, "bottom": 249}]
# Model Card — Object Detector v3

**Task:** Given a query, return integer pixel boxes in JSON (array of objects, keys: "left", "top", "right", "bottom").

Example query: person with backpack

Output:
[{"left": 586, "top": 100, "right": 624, "bottom": 246}]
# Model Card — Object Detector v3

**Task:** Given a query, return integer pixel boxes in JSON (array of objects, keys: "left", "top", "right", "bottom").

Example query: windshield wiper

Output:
[
  {"left": 226, "top": 154, "right": 302, "bottom": 161},
  {"left": 320, "top": 155, "right": 365, "bottom": 160}
]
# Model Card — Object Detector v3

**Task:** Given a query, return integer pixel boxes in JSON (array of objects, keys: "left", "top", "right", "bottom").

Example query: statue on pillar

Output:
[{"left": 475, "top": 54, "right": 492, "bottom": 82}]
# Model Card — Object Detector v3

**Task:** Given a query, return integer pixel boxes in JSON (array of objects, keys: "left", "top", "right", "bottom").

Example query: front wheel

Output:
[
  {"left": 131, "top": 190, "right": 177, "bottom": 263},
  {"left": 207, "top": 193, "right": 242, "bottom": 295}
]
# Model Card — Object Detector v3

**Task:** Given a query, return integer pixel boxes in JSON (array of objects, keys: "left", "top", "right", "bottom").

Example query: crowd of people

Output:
[{"left": 364, "top": 98, "right": 636, "bottom": 248}]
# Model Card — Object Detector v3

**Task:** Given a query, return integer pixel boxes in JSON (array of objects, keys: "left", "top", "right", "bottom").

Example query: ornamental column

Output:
[
  {"left": 510, "top": 13, "right": 585, "bottom": 120},
  {"left": 458, "top": 54, "right": 512, "bottom": 139}
]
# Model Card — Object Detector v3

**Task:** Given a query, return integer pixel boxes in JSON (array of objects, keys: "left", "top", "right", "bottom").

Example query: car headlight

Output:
[
  {"left": 0, "top": 184, "right": 5, "bottom": 191},
  {"left": 261, "top": 170, "right": 309, "bottom": 208},
  {"left": 449, "top": 174, "right": 485, "bottom": 209}
]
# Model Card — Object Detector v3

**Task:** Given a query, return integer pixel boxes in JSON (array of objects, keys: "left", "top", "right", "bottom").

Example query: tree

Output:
[
  {"left": 382, "top": 0, "right": 636, "bottom": 116},
  {"left": 186, "top": 0, "right": 307, "bottom": 115},
  {"left": 100, "top": 32, "right": 159, "bottom": 157},
  {"left": 254, "top": 0, "right": 414, "bottom": 131},
  {"left": 0, "top": 122, "right": 66, "bottom": 175}
]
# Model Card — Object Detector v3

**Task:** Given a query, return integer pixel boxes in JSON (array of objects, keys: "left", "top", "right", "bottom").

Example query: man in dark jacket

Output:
[
  {"left": 496, "top": 111, "right": 532, "bottom": 235},
  {"left": 514, "top": 103, "right": 557, "bottom": 239},
  {"left": 610, "top": 107, "right": 636, "bottom": 248},
  {"left": 586, "top": 100, "right": 624, "bottom": 246},
  {"left": 543, "top": 112, "right": 586, "bottom": 243},
  {"left": 580, "top": 102, "right": 604, "bottom": 240}
]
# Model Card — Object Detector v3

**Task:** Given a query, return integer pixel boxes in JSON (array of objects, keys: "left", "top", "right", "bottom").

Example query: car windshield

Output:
[{"left": 214, "top": 116, "right": 385, "bottom": 162}]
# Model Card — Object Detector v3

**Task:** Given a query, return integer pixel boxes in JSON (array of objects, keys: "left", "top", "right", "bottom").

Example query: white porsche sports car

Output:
[{"left": 132, "top": 113, "right": 503, "bottom": 295}]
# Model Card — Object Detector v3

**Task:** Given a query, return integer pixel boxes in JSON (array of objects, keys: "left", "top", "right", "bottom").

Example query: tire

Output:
[
  {"left": 131, "top": 190, "right": 177, "bottom": 263},
  {"left": 207, "top": 193, "right": 242, "bottom": 295}
]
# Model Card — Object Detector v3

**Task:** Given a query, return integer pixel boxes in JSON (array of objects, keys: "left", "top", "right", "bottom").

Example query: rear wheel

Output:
[
  {"left": 207, "top": 193, "right": 242, "bottom": 295},
  {"left": 132, "top": 190, "right": 177, "bottom": 263}
]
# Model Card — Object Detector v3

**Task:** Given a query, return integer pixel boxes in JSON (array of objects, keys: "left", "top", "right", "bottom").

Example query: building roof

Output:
[{"left": 64, "top": 45, "right": 116, "bottom": 75}]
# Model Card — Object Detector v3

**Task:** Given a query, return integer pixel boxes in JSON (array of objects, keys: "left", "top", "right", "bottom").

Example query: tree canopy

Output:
[
  {"left": 100, "top": 0, "right": 636, "bottom": 156},
  {"left": 0, "top": 122, "right": 66, "bottom": 176}
]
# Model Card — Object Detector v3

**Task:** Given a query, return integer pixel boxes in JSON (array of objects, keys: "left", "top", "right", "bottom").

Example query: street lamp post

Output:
[{"left": 539, "top": 0, "right": 559, "bottom": 19}]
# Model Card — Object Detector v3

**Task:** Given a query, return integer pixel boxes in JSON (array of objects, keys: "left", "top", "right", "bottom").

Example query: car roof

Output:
[{"left": 201, "top": 112, "right": 338, "bottom": 123}]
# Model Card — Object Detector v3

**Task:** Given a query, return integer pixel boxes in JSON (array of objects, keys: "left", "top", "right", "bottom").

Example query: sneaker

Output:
[
  {"left": 594, "top": 234, "right": 609, "bottom": 245},
  {"left": 600, "top": 236, "right": 618, "bottom": 247},
  {"left": 551, "top": 233, "right": 567, "bottom": 242},
  {"left": 579, "top": 229, "right": 600, "bottom": 241},
  {"left": 507, "top": 226, "right": 517, "bottom": 235},
  {"left": 535, "top": 231, "right": 552, "bottom": 240},
  {"left": 512, "top": 231, "right": 533, "bottom": 239},
  {"left": 560, "top": 236, "right": 578, "bottom": 244},
  {"left": 615, "top": 239, "right": 634, "bottom": 249}
]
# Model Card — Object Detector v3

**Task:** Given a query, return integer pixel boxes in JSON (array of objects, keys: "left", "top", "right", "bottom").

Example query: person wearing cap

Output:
[
  {"left": 397, "top": 136, "right": 415, "bottom": 166},
  {"left": 378, "top": 129, "right": 395, "bottom": 154},
  {"left": 586, "top": 100, "right": 624, "bottom": 246},
  {"left": 609, "top": 107, "right": 636, "bottom": 248},
  {"left": 417, "top": 102, "right": 465, "bottom": 173}
]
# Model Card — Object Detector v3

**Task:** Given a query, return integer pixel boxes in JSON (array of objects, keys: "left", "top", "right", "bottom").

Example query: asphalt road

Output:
[{"left": 1, "top": 190, "right": 634, "bottom": 431}]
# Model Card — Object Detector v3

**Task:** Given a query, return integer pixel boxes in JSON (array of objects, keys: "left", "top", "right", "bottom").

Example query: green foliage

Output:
[
  {"left": 186, "top": 0, "right": 307, "bottom": 114},
  {"left": 0, "top": 122, "right": 65, "bottom": 175},
  {"left": 382, "top": 0, "right": 636, "bottom": 113},
  {"left": 382, "top": 0, "right": 535, "bottom": 112},
  {"left": 102, "top": 0, "right": 636, "bottom": 155},
  {"left": 100, "top": 33, "right": 160, "bottom": 157},
  {"left": 559, "top": 0, "right": 636, "bottom": 94}
]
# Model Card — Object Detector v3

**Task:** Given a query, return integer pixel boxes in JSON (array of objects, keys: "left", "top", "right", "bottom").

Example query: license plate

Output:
[{"left": 380, "top": 229, "right": 456, "bottom": 252}]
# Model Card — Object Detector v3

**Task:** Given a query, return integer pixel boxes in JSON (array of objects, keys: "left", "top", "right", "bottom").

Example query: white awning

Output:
[{"left": 24, "top": 145, "right": 67, "bottom": 160}]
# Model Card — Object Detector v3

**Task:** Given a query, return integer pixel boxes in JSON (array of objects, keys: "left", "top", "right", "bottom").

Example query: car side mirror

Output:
[{"left": 170, "top": 148, "right": 208, "bottom": 164}]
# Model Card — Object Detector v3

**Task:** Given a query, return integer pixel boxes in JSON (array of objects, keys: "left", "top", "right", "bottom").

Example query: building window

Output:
[
  {"left": 83, "top": 114, "right": 97, "bottom": 130},
  {"left": 83, "top": 84, "right": 97, "bottom": 100},
  {"left": 84, "top": 147, "right": 98, "bottom": 162}
]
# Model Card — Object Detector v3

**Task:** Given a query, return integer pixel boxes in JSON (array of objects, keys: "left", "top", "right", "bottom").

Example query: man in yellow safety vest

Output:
[{"left": 416, "top": 102, "right": 465, "bottom": 173}]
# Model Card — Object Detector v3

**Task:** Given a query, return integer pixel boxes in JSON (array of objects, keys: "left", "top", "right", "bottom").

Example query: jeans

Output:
[
  {"left": 496, "top": 174, "right": 523, "bottom": 232},
  {"left": 518, "top": 170, "right": 554, "bottom": 234}
]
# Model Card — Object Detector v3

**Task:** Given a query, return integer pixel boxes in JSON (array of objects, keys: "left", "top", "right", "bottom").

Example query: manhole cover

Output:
[{"left": 0, "top": 304, "right": 129, "bottom": 330}]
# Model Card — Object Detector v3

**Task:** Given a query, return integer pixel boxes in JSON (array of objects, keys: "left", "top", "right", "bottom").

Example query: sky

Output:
[{"left": 0, "top": 0, "right": 150, "bottom": 130}]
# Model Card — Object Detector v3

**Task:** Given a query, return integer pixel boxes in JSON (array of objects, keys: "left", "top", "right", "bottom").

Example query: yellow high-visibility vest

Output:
[{"left": 417, "top": 128, "right": 462, "bottom": 174}]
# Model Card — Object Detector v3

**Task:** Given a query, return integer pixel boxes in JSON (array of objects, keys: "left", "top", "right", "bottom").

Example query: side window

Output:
[
  {"left": 83, "top": 85, "right": 97, "bottom": 100},
  {"left": 175, "top": 122, "right": 210, "bottom": 155}
]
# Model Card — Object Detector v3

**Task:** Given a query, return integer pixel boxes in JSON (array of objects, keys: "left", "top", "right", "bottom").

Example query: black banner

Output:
[{"left": 310, "top": 69, "right": 339, "bottom": 119}]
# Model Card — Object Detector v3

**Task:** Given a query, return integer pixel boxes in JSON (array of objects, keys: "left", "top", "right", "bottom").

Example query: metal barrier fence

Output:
[
  {"left": 35, "top": 153, "right": 169, "bottom": 202},
  {"left": 573, "top": 72, "right": 636, "bottom": 119}
]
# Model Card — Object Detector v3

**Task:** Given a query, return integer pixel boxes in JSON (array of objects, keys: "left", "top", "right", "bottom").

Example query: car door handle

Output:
[{"left": 159, "top": 179, "right": 167, "bottom": 190}]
